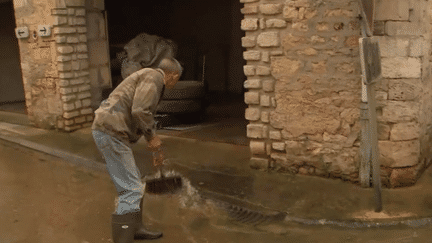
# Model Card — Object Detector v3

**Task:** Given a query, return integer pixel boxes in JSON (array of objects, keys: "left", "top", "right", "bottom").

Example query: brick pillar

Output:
[
  {"left": 12, "top": 0, "right": 92, "bottom": 131},
  {"left": 240, "top": 0, "right": 283, "bottom": 170},
  {"left": 53, "top": 0, "right": 93, "bottom": 132},
  {"left": 373, "top": 0, "right": 432, "bottom": 187}
]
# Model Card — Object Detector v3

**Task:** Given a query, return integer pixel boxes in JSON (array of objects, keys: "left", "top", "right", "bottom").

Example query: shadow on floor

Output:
[{"left": 0, "top": 101, "right": 26, "bottom": 114}]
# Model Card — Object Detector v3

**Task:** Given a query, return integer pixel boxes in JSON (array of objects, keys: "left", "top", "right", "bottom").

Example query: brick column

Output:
[
  {"left": 373, "top": 0, "right": 432, "bottom": 187},
  {"left": 12, "top": 0, "right": 92, "bottom": 131},
  {"left": 53, "top": 0, "right": 93, "bottom": 132},
  {"left": 241, "top": 1, "right": 284, "bottom": 170}
]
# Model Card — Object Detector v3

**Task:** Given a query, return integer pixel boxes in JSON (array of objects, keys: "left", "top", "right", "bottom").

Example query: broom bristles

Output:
[{"left": 146, "top": 175, "right": 183, "bottom": 194}]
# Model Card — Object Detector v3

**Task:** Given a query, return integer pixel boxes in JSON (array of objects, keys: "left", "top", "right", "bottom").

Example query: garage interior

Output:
[
  {"left": 105, "top": 0, "right": 248, "bottom": 145},
  {"left": 0, "top": 0, "right": 26, "bottom": 115},
  {"left": 0, "top": 0, "right": 249, "bottom": 146}
]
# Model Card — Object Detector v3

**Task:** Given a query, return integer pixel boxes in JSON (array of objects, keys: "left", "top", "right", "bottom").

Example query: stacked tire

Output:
[{"left": 157, "top": 80, "right": 206, "bottom": 126}]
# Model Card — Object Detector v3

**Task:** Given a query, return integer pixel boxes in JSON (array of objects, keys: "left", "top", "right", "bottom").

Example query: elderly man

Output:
[{"left": 92, "top": 57, "right": 182, "bottom": 243}]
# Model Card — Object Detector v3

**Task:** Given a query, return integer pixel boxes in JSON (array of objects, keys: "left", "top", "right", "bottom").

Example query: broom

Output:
[{"left": 145, "top": 151, "right": 183, "bottom": 195}]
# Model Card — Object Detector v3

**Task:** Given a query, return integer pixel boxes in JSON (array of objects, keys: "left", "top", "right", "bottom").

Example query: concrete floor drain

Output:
[
  {"left": 165, "top": 173, "right": 288, "bottom": 226},
  {"left": 216, "top": 201, "right": 287, "bottom": 226}
]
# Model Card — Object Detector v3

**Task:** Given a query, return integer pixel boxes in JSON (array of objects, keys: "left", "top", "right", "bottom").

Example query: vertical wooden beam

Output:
[{"left": 367, "top": 83, "right": 382, "bottom": 212}]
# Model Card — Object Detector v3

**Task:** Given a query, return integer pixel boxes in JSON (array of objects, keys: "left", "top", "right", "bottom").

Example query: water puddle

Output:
[{"left": 143, "top": 173, "right": 288, "bottom": 236}]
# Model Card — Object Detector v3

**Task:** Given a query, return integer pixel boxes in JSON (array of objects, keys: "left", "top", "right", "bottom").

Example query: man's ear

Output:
[{"left": 173, "top": 73, "right": 180, "bottom": 81}]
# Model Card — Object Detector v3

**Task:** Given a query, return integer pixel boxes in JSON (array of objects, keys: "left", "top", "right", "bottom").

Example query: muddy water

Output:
[
  {"left": 142, "top": 177, "right": 429, "bottom": 243},
  {"left": 0, "top": 139, "right": 288, "bottom": 243},
  {"left": 0, "top": 139, "right": 115, "bottom": 243},
  {"left": 1, "top": 138, "right": 432, "bottom": 243},
  {"left": 142, "top": 178, "right": 290, "bottom": 243}
]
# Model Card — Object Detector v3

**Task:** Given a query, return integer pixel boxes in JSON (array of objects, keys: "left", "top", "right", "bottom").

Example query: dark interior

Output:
[
  {"left": 0, "top": 1, "right": 26, "bottom": 108},
  {"left": 105, "top": 0, "right": 247, "bottom": 122},
  {"left": 0, "top": 0, "right": 248, "bottom": 145}
]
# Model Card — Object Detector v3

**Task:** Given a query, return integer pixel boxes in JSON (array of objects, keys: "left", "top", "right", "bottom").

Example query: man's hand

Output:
[
  {"left": 147, "top": 135, "right": 162, "bottom": 152},
  {"left": 149, "top": 135, "right": 165, "bottom": 167}
]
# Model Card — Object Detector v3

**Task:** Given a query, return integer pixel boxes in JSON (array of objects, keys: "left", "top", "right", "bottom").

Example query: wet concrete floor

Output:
[
  {"left": 0, "top": 138, "right": 287, "bottom": 243},
  {"left": 2, "top": 138, "right": 432, "bottom": 243},
  {"left": 3, "top": 112, "right": 432, "bottom": 224}
]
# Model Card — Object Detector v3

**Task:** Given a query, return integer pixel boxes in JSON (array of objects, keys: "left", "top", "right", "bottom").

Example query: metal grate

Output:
[{"left": 214, "top": 200, "right": 287, "bottom": 226}]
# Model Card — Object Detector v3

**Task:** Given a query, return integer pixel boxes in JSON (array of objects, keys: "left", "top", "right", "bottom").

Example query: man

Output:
[{"left": 92, "top": 57, "right": 182, "bottom": 243}]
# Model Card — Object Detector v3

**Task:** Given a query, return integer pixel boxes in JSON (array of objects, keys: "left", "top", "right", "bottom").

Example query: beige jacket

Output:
[{"left": 92, "top": 68, "right": 165, "bottom": 147}]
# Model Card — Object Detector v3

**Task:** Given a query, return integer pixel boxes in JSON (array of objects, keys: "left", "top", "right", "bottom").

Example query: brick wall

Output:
[
  {"left": 241, "top": 0, "right": 432, "bottom": 188},
  {"left": 52, "top": 0, "right": 93, "bottom": 131},
  {"left": 13, "top": 0, "right": 93, "bottom": 131},
  {"left": 12, "top": 0, "right": 105, "bottom": 132}
]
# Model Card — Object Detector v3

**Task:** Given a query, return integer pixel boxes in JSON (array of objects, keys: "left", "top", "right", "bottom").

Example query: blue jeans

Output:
[{"left": 92, "top": 129, "right": 145, "bottom": 215}]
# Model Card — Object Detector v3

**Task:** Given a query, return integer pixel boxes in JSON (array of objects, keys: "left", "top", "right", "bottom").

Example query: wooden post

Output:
[
  {"left": 359, "top": 3, "right": 372, "bottom": 188},
  {"left": 359, "top": 36, "right": 383, "bottom": 212},
  {"left": 366, "top": 83, "right": 382, "bottom": 212},
  {"left": 359, "top": 101, "right": 371, "bottom": 188}
]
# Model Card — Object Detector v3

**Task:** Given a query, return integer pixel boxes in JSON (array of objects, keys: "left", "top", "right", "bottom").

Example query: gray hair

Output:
[{"left": 157, "top": 57, "right": 183, "bottom": 77}]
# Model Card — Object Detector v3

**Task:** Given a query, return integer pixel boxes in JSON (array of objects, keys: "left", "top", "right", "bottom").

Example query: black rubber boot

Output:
[
  {"left": 134, "top": 197, "right": 163, "bottom": 240},
  {"left": 111, "top": 212, "right": 140, "bottom": 243}
]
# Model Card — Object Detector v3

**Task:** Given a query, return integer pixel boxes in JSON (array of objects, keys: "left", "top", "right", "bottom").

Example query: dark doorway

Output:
[
  {"left": 0, "top": 0, "right": 26, "bottom": 114},
  {"left": 105, "top": 0, "right": 248, "bottom": 145}
]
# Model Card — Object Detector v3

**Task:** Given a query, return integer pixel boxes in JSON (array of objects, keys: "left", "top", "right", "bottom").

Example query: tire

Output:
[
  {"left": 157, "top": 99, "right": 202, "bottom": 114},
  {"left": 162, "top": 81, "right": 205, "bottom": 100},
  {"left": 173, "top": 111, "right": 206, "bottom": 124}
]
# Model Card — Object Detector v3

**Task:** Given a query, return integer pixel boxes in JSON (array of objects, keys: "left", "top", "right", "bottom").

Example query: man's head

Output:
[{"left": 157, "top": 57, "right": 183, "bottom": 89}]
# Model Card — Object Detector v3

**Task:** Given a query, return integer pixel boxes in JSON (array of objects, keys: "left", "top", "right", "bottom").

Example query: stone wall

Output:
[
  {"left": 84, "top": 0, "right": 110, "bottom": 111},
  {"left": 373, "top": 0, "right": 432, "bottom": 187},
  {"left": 13, "top": 0, "right": 94, "bottom": 131},
  {"left": 53, "top": 0, "right": 93, "bottom": 131},
  {"left": 242, "top": 0, "right": 432, "bottom": 188},
  {"left": 13, "top": 0, "right": 62, "bottom": 129}
]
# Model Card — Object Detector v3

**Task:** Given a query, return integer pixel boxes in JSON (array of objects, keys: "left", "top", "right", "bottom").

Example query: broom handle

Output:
[{"left": 153, "top": 150, "right": 168, "bottom": 178}]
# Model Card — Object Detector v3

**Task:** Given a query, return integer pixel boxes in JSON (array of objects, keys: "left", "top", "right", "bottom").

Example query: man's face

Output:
[{"left": 164, "top": 72, "right": 180, "bottom": 89}]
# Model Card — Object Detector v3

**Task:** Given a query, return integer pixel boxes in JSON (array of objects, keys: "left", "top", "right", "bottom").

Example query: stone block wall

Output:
[
  {"left": 84, "top": 0, "right": 111, "bottom": 111},
  {"left": 241, "top": 0, "right": 432, "bottom": 188},
  {"left": 373, "top": 0, "right": 432, "bottom": 187},
  {"left": 51, "top": 0, "right": 93, "bottom": 131},
  {"left": 13, "top": 0, "right": 94, "bottom": 131},
  {"left": 13, "top": 0, "right": 62, "bottom": 129}
]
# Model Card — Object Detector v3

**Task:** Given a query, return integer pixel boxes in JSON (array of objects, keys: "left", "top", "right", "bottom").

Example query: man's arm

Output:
[{"left": 130, "top": 73, "right": 161, "bottom": 143}]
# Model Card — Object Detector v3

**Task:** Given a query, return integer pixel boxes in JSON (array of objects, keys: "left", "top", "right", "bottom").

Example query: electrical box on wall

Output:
[
  {"left": 37, "top": 25, "right": 51, "bottom": 37},
  {"left": 15, "top": 27, "right": 29, "bottom": 39}
]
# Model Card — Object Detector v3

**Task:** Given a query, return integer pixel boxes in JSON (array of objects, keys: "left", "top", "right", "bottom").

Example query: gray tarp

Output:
[{"left": 121, "top": 33, "right": 177, "bottom": 79}]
